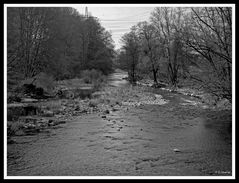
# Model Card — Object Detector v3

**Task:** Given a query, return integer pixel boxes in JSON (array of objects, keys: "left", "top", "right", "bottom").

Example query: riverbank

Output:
[{"left": 7, "top": 70, "right": 232, "bottom": 176}]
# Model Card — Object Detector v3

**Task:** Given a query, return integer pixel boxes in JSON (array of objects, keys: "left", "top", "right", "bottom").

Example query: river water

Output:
[
  {"left": 107, "top": 69, "right": 129, "bottom": 87},
  {"left": 7, "top": 69, "right": 232, "bottom": 176}
]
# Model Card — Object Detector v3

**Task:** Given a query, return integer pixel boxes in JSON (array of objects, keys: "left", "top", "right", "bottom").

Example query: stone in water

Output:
[{"left": 173, "top": 148, "right": 180, "bottom": 152}]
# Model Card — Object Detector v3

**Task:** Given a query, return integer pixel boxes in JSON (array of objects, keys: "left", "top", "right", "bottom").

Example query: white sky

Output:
[{"left": 74, "top": 6, "right": 155, "bottom": 49}]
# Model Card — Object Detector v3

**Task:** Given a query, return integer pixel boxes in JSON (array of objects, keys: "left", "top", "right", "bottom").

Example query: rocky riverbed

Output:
[{"left": 7, "top": 70, "right": 232, "bottom": 177}]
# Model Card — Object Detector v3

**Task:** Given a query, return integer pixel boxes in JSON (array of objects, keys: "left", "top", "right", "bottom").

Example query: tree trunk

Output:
[{"left": 152, "top": 68, "right": 158, "bottom": 84}]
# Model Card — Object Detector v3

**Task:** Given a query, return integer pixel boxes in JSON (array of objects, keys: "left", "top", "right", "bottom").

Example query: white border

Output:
[
  {"left": 3, "top": 176, "right": 236, "bottom": 179},
  {"left": 4, "top": 4, "right": 236, "bottom": 180},
  {"left": 4, "top": 3, "right": 8, "bottom": 180},
  {"left": 4, "top": 4, "right": 236, "bottom": 7},
  {"left": 231, "top": 3, "right": 236, "bottom": 180}
]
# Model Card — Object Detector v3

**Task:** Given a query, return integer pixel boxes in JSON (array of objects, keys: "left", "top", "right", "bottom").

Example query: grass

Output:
[
  {"left": 81, "top": 69, "right": 106, "bottom": 91},
  {"left": 55, "top": 70, "right": 105, "bottom": 99},
  {"left": 7, "top": 121, "right": 25, "bottom": 136},
  {"left": 88, "top": 98, "right": 102, "bottom": 108},
  {"left": 40, "top": 99, "right": 64, "bottom": 108}
]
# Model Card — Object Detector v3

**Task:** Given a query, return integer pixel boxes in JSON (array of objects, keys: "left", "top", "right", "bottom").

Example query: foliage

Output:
[
  {"left": 7, "top": 121, "right": 25, "bottom": 136},
  {"left": 81, "top": 69, "right": 106, "bottom": 91},
  {"left": 7, "top": 7, "right": 115, "bottom": 85},
  {"left": 183, "top": 7, "right": 232, "bottom": 101},
  {"left": 120, "top": 27, "right": 141, "bottom": 83},
  {"left": 117, "top": 7, "right": 232, "bottom": 100}
]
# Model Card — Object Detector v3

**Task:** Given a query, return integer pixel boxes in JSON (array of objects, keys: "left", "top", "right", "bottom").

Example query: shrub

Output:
[
  {"left": 7, "top": 92, "right": 21, "bottom": 103},
  {"left": 83, "top": 76, "right": 91, "bottom": 84},
  {"left": 81, "top": 69, "right": 103, "bottom": 82},
  {"left": 12, "top": 72, "right": 56, "bottom": 98},
  {"left": 33, "top": 72, "right": 55, "bottom": 94},
  {"left": 88, "top": 98, "right": 101, "bottom": 107},
  {"left": 92, "top": 78, "right": 105, "bottom": 91},
  {"left": 81, "top": 69, "right": 106, "bottom": 90}
]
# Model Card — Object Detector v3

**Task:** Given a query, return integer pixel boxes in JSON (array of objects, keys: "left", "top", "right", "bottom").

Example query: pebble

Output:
[
  {"left": 104, "top": 110, "right": 110, "bottom": 114},
  {"left": 173, "top": 148, "right": 180, "bottom": 152},
  {"left": 42, "top": 110, "right": 54, "bottom": 117}
]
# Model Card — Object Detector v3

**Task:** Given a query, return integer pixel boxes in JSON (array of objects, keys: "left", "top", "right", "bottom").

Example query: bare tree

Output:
[
  {"left": 7, "top": 7, "right": 115, "bottom": 83},
  {"left": 183, "top": 7, "right": 232, "bottom": 101},
  {"left": 7, "top": 8, "right": 49, "bottom": 79},
  {"left": 120, "top": 26, "right": 140, "bottom": 83},
  {"left": 151, "top": 7, "right": 185, "bottom": 88},
  {"left": 137, "top": 21, "right": 164, "bottom": 85}
]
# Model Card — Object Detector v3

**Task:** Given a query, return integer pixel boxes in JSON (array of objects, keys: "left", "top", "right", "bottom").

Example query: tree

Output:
[
  {"left": 120, "top": 26, "right": 140, "bottom": 83},
  {"left": 7, "top": 7, "right": 115, "bottom": 84},
  {"left": 182, "top": 7, "right": 232, "bottom": 101},
  {"left": 151, "top": 7, "right": 186, "bottom": 88},
  {"left": 8, "top": 7, "right": 49, "bottom": 79},
  {"left": 84, "top": 17, "right": 115, "bottom": 75},
  {"left": 137, "top": 21, "right": 164, "bottom": 85},
  {"left": 115, "top": 49, "right": 128, "bottom": 70},
  {"left": 42, "top": 7, "right": 86, "bottom": 79}
]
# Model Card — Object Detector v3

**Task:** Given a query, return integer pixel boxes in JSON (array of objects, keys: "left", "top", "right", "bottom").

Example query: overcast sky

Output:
[{"left": 74, "top": 6, "right": 155, "bottom": 49}]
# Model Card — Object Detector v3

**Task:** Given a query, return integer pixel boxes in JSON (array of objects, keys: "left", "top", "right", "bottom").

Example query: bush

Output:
[
  {"left": 33, "top": 72, "right": 55, "bottom": 94},
  {"left": 88, "top": 58, "right": 113, "bottom": 75},
  {"left": 88, "top": 98, "right": 101, "bottom": 107},
  {"left": 12, "top": 72, "right": 56, "bottom": 99},
  {"left": 83, "top": 77, "right": 91, "bottom": 84},
  {"left": 7, "top": 92, "right": 21, "bottom": 103},
  {"left": 81, "top": 69, "right": 106, "bottom": 90},
  {"left": 81, "top": 69, "right": 103, "bottom": 82}
]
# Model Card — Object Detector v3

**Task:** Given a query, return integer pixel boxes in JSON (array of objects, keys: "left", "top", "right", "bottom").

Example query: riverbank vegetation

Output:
[
  {"left": 6, "top": 6, "right": 232, "bottom": 138},
  {"left": 116, "top": 7, "right": 232, "bottom": 103},
  {"left": 7, "top": 7, "right": 115, "bottom": 93}
]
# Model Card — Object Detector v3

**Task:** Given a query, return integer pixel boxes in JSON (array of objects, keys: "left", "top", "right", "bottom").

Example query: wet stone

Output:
[
  {"left": 104, "top": 109, "right": 110, "bottom": 114},
  {"left": 74, "top": 106, "right": 81, "bottom": 111},
  {"left": 173, "top": 148, "right": 181, "bottom": 152},
  {"left": 41, "top": 110, "right": 54, "bottom": 117},
  {"left": 112, "top": 108, "right": 120, "bottom": 112}
]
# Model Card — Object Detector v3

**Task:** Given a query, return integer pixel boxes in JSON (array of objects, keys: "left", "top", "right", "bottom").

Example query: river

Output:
[{"left": 7, "top": 69, "right": 232, "bottom": 176}]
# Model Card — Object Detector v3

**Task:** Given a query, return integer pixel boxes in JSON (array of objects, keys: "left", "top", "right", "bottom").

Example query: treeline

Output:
[
  {"left": 116, "top": 7, "right": 232, "bottom": 102},
  {"left": 7, "top": 7, "right": 115, "bottom": 86}
]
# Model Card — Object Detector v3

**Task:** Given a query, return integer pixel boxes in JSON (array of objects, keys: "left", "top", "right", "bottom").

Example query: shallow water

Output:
[
  {"left": 107, "top": 69, "right": 129, "bottom": 87},
  {"left": 7, "top": 70, "right": 232, "bottom": 176}
]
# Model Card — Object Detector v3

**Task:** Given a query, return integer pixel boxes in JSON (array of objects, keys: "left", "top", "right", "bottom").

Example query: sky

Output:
[{"left": 74, "top": 6, "right": 155, "bottom": 50}]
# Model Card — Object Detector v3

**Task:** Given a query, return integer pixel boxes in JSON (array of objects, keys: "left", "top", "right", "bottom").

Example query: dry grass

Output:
[{"left": 7, "top": 121, "right": 25, "bottom": 136}]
